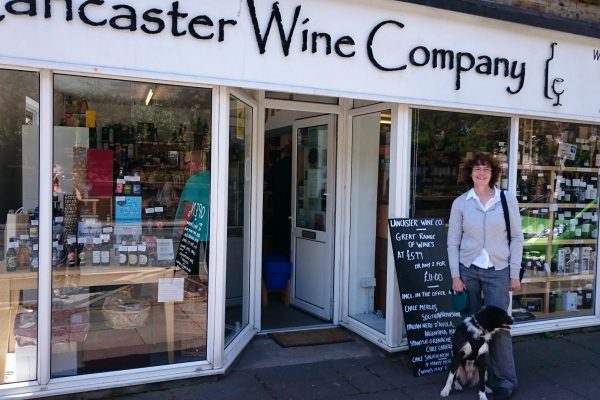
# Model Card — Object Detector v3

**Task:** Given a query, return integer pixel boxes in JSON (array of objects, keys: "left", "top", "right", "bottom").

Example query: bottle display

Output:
[{"left": 515, "top": 120, "right": 598, "bottom": 321}]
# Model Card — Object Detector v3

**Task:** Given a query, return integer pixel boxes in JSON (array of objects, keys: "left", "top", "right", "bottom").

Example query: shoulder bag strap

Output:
[
  {"left": 500, "top": 189, "right": 511, "bottom": 244},
  {"left": 501, "top": 189, "right": 523, "bottom": 282}
]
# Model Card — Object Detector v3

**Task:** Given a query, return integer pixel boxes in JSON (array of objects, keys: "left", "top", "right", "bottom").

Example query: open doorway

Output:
[{"left": 261, "top": 108, "right": 336, "bottom": 331}]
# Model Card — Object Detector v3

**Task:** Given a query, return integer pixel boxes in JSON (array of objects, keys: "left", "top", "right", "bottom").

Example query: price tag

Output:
[{"left": 156, "top": 238, "right": 174, "bottom": 261}]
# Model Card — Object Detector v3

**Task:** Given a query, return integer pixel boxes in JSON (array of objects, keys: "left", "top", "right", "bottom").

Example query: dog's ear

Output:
[{"left": 476, "top": 306, "right": 512, "bottom": 331}]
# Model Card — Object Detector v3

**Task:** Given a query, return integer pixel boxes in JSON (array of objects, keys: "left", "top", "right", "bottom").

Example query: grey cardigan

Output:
[{"left": 447, "top": 189, "right": 524, "bottom": 279}]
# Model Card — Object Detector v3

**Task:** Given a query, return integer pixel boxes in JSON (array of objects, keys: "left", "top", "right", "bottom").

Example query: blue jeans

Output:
[{"left": 460, "top": 263, "right": 517, "bottom": 392}]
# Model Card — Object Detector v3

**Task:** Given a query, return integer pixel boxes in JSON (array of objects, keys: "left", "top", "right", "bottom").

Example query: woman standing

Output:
[{"left": 447, "top": 152, "right": 523, "bottom": 400}]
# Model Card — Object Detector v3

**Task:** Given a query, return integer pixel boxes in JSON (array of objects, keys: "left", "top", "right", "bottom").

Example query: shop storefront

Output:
[{"left": 0, "top": 0, "right": 599, "bottom": 397}]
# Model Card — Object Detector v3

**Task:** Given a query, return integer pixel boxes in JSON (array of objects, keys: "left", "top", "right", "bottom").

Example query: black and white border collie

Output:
[{"left": 440, "top": 305, "right": 514, "bottom": 400}]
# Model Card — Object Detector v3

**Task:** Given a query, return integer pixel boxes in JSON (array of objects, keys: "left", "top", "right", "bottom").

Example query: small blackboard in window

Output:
[
  {"left": 388, "top": 217, "right": 462, "bottom": 377},
  {"left": 175, "top": 201, "right": 206, "bottom": 275}
]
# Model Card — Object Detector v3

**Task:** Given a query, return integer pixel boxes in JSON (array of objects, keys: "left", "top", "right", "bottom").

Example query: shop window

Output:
[
  {"left": 265, "top": 90, "right": 338, "bottom": 105},
  {"left": 0, "top": 69, "right": 39, "bottom": 384},
  {"left": 51, "top": 75, "right": 212, "bottom": 376},
  {"left": 410, "top": 109, "right": 510, "bottom": 221},
  {"left": 515, "top": 119, "right": 598, "bottom": 322},
  {"left": 225, "top": 96, "right": 252, "bottom": 346},
  {"left": 348, "top": 110, "right": 390, "bottom": 333}
]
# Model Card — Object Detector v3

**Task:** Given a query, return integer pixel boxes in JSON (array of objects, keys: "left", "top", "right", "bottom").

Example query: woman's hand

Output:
[
  {"left": 509, "top": 278, "right": 520, "bottom": 292},
  {"left": 452, "top": 277, "right": 466, "bottom": 293}
]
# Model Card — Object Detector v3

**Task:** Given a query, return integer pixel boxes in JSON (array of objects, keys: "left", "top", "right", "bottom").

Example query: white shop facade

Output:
[{"left": 0, "top": 0, "right": 599, "bottom": 397}]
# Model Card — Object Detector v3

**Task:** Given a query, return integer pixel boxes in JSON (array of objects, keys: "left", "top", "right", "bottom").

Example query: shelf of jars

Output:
[{"left": 515, "top": 120, "right": 599, "bottom": 320}]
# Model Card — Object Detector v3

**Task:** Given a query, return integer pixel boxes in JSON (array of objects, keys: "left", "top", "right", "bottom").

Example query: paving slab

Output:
[{"left": 256, "top": 362, "right": 359, "bottom": 400}]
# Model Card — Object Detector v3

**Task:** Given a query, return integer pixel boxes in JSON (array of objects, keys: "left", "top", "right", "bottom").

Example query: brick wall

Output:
[{"left": 481, "top": 0, "right": 600, "bottom": 23}]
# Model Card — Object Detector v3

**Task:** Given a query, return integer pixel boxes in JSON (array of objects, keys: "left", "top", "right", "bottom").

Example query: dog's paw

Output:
[
  {"left": 440, "top": 386, "right": 451, "bottom": 397},
  {"left": 453, "top": 380, "right": 463, "bottom": 391},
  {"left": 478, "top": 391, "right": 488, "bottom": 400}
]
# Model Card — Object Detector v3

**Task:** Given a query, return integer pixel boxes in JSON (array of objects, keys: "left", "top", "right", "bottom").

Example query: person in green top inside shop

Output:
[{"left": 175, "top": 150, "right": 210, "bottom": 270}]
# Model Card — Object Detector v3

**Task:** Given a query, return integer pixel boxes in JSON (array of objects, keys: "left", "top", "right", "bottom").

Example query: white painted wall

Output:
[{"left": 0, "top": 1, "right": 598, "bottom": 121}]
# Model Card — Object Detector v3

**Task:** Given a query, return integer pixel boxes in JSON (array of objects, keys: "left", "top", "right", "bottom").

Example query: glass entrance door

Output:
[
  {"left": 291, "top": 115, "right": 336, "bottom": 320},
  {"left": 224, "top": 93, "right": 253, "bottom": 346}
]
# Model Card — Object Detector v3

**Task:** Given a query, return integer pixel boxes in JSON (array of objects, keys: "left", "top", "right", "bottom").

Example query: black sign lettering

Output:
[
  {"left": 78, "top": 0, "right": 107, "bottom": 27},
  {"left": 141, "top": 8, "right": 164, "bottom": 34},
  {"left": 188, "top": 15, "right": 214, "bottom": 40},
  {"left": 109, "top": 4, "right": 136, "bottom": 31},
  {"left": 367, "top": 20, "right": 407, "bottom": 71},
  {"left": 218, "top": 18, "right": 237, "bottom": 42},
  {"left": 247, "top": 0, "right": 301, "bottom": 56},
  {"left": 167, "top": 1, "right": 187, "bottom": 37},
  {"left": 44, "top": 0, "right": 73, "bottom": 20},
  {"left": 388, "top": 217, "right": 462, "bottom": 377},
  {"left": 6, "top": 0, "right": 36, "bottom": 16}
]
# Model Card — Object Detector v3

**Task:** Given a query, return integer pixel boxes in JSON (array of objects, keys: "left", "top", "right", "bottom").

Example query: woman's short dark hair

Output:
[{"left": 464, "top": 152, "right": 500, "bottom": 188}]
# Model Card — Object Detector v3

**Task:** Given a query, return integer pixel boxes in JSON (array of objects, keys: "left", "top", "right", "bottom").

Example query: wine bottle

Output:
[
  {"left": 6, "top": 238, "right": 17, "bottom": 272},
  {"left": 138, "top": 243, "right": 148, "bottom": 267},
  {"left": 66, "top": 235, "right": 77, "bottom": 268},
  {"left": 119, "top": 241, "right": 128, "bottom": 266},
  {"left": 128, "top": 243, "right": 138, "bottom": 266},
  {"left": 29, "top": 242, "right": 39, "bottom": 272},
  {"left": 92, "top": 237, "right": 102, "bottom": 266}
]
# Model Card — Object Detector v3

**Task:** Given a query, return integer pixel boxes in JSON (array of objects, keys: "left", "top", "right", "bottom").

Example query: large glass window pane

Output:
[
  {"left": 0, "top": 69, "right": 39, "bottom": 384},
  {"left": 225, "top": 96, "right": 252, "bottom": 346},
  {"left": 295, "top": 125, "right": 328, "bottom": 231},
  {"left": 52, "top": 75, "right": 211, "bottom": 376},
  {"left": 410, "top": 109, "right": 510, "bottom": 221},
  {"left": 348, "top": 110, "right": 390, "bottom": 333},
  {"left": 515, "top": 119, "right": 598, "bottom": 322}
]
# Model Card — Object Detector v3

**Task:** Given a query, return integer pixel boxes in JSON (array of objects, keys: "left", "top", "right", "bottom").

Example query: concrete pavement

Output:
[{"left": 51, "top": 327, "right": 600, "bottom": 400}]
